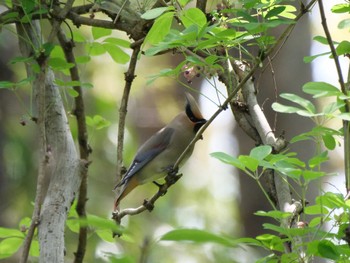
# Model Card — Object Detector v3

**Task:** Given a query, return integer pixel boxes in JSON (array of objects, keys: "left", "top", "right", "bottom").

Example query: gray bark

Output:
[{"left": 16, "top": 21, "right": 84, "bottom": 263}]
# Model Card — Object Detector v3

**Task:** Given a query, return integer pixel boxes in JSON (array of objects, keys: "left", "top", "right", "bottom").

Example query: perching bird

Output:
[{"left": 114, "top": 93, "right": 207, "bottom": 208}]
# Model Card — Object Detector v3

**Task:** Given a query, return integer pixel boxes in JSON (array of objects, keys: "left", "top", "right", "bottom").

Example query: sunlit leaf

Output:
[
  {"left": 180, "top": 8, "right": 207, "bottom": 28},
  {"left": 210, "top": 152, "right": 245, "bottom": 170},
  {"left": 0, "top": 238, "right": 23, "bottom": 259},
  {"left": 67, "top": 88, "right": 79, "bottom": 98},
  {"left": 0, "top": 227, "right": 24, "bottom": 238},
  {"left": 103, "top": 37, "right": 131, "bottom": 48},
  {"left": 302, "top": 82, "right": 341, "bottom": 98},
  {"left": 160, "top": 228, "right": 236, "bottom": 247},
  {"left": 144, "top": 12, "right": 174, "bottom": 45},
  {"left": 86, "top": 115, "right": 111, "bottom": 130},
  {"left": 239, "top": 155, "right": 259, "bottom": 172},
  {"left": 280, "top": 93, "right": 316, "bottom": 113},
  {"left": 87, "top": 42, "right": 106, "bottom": 56},
  {"left": 92, "top": 27, "right": 112, "bottom": 40},
  {"left": 272, "top": 102, "right": 301, "bottom": 113},
  {"left": 29, "top": 240, "right": 39, "bottom": 257},
  {"left": 331, "top": 3, "right": 350, "bottom": 13},
  {"left": 141, "top": 6, "right": 174, "bottom": 20},
  {"left": 336, "top": 40, "right": 350, "bottom": 56},
  {"left": 103, "top": 43, "right": 130, "bottom": 64},
  {"left": 250, "top": 145, "right": 272, "bottom": 161},
  {"left": 303, "top": 52, "right": 331, "bottom": 63},
  {"left": 96, "top": 229, "right": 116, "bottom": 243},
  {"left": 255, "top": 210, "right": 292, "bottom": 219}
]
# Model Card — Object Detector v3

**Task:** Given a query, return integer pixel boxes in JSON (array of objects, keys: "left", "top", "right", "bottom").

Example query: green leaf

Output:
[
  {"left": 76, "top": 214, "right": 123, "bottom": 234},
  {"left": 76, "top": 55, "right": 91, "bottom": 64},
  {"left": 239, "top": 156, "right": 259, "bottom": 172},
  {"left": 103, "top": 37, "right": 131, "bottom": 48},
  {"left": 336, "top": 41, "right": 350, "bottom": 56},
  {"left": 303, "top": 52, "right": 331, "bottom": 63},
  {"left": 160, "top": 228, "right": 236, "bottom": 247},
  {"left": 49, "top": 57, "right": 74, "bottom": 71},
  {"left": 0, "top": 81, "right": 14, "bottom": 89},
  {"left": 256, "top": 233, "right": 284, "bottom": 251},
  {"left": 308, "top": 151, "right": 328, "bottom": 168},
  {"left": 210, "top": 152, "right": 245, "bottom": 170},
  {"left": 86, "top": 115, "right": 111, "bottom": 130},
  {"left": 338, "top": 19, "right": 350, "bottom": 29},
  {"left": 280, "top": 93, "right": 316, "bottom": 113},
  {"left": 264, "top": 6, "right": 286, "bottom": 19},
  {"left": 9, "top": 56, "right": 33, "bottom": 64},
  {"left": 304, "top": 204, "right": 327, "bottom": 215},
  {"left": 322, "top": 134, "right": 336, "bottom": 150},
  {"left": 144, "top": 12, "right": 174, "bottom": 45},
  {"left": 303, "top": 170, "right": 326, "bottom": 181},
  {"left": 331, "top": 3, "right": 350, "bottom": 13},
  {"left": 302, "top": 82, "right": 341, "bottom": 98},
  {"left": 141, "top": 6, "right": 174, "bottom": 20},
  {"left": 271, "top": 102, "right": 301, "bottom": 113},
  {"left": 67, "top": 88, "right": 79, "bottom": 98},
  {"left": 92, "top": 27, "right": 112, "bottom": 40},
  {"left": 29, "top": 240, "right": 39, "bottom": 257},
  {"left": 96, "top": 229, "right": 116, "bottom": 243},
  {"left": 0, "top": 227, "right": 24, "bottom": 238},
  {"left": 336, "top": 113, "right": 350, "bottom": 121},
  {"left": 0, "top": 237, "right": 23, "bottom": 259},
  {"left": 103, "top": 43, "right": 130, "bottom": 64},
  {"left": 313, "top": 36, "right": 330, "bottom": 45},
  {"left": 318, "top": 240, "right": 339, "bottom": 260},
  {"left": 255, "top": 210, "right": 292, "bottom": 219},
  {"left": 180, "top": 8, "right": 207, "bottom": 28},
  {"left": 250, "top": 145, "right": 272, "bottom": 161},
  {"left": 66, "top": 217, "right": 80, "bottom": 233},
  {"left": 88, "top": 42, "right": 106, "bottom": 56}
]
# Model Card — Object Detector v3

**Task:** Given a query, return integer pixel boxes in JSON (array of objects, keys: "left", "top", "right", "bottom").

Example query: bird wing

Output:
[{"left": 115, "top": 127, "right": 175, "bottom": 187}]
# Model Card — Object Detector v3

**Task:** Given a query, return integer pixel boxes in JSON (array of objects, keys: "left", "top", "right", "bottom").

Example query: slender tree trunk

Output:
[{"left": 16, "top": 20, "right": 84, "bottom": 263}]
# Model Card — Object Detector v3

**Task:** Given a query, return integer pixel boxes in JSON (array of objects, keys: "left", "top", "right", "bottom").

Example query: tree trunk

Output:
[{"left": 16, "top": 20, "right": 84, "bottom": 263}]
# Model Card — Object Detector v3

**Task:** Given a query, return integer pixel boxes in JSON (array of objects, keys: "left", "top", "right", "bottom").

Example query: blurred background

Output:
[{"left": 0, "top": 0, "right": 348, "bottom": 262}]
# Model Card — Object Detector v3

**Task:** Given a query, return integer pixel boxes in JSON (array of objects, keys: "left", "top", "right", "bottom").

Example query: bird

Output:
[{"left": 114, "top": 93, "right": 207, "bottom": 208}]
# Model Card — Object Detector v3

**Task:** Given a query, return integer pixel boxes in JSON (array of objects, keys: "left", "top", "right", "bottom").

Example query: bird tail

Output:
[{"left": 114, "top": 176, "right": 139, "bottom": 210}]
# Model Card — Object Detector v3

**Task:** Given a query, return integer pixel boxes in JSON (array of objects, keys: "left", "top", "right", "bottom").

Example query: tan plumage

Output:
[{"left": 114, "top": 93, "right": 206, "bottom": 208}]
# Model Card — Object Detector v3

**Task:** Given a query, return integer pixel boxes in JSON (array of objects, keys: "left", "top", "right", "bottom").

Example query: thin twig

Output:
[{"left": 115, "top": 43, "right": 142, "bottom": 207}]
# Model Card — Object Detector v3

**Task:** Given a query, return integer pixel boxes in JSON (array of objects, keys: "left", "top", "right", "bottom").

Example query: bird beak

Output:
[{"left": 185, "top": 93, "right": 205, "bottom": 122}]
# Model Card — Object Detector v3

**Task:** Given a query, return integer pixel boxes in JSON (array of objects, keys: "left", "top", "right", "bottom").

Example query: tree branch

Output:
[
  {"left": 114, "top": 44, "right": 142, "bottom": 210},
  {"left": 56, "top": 27, "right": 91, "bottom": 263},
  {"left": 196, "top": 0, "right": 207, "bottom": 12},
  {"left": 318, "top": 0, "right": 350, "bottom": 192}
]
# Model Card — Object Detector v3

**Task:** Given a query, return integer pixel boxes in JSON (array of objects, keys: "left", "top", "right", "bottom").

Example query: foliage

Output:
[{"left": 0, "top": 0, "right": 350, "bottom": 262}]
